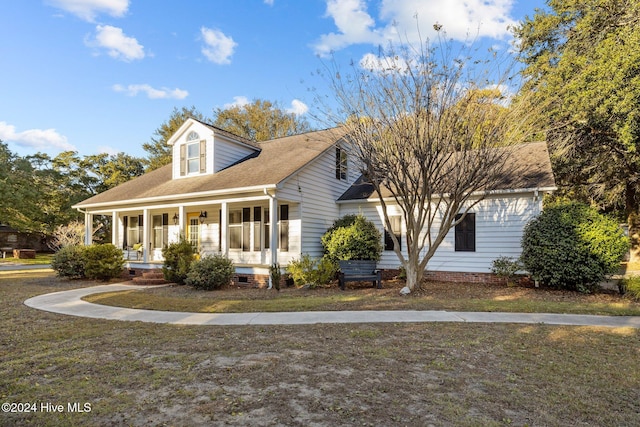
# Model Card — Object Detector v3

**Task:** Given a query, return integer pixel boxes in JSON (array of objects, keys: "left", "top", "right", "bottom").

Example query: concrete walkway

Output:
[{"left": 23, "top": 283, "right": 640, "bottom": 328}]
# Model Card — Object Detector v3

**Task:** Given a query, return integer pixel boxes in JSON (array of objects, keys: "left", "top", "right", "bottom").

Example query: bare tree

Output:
[{"left": 318, "top": 32, "right": 539, "bottom": 293}]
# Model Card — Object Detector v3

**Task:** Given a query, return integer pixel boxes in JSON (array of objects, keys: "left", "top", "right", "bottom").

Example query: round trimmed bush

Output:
[
  {"left": 51, "top": 245, "right": 87, "bottom": 279},
  {"left": 321, "top": 214, "right": 382, "bottom": 262},
  {"left": 162, "top": 239, "right": 196, "bottom": 285},
  {"left": 521, "top": 201, "right": 628, "bottom": 293},
  {"left": 186, "top": 254, "right": 234, "bottom": 290},
  {"left": 84, "top": 244, "right": 125, "bottom": 280}
]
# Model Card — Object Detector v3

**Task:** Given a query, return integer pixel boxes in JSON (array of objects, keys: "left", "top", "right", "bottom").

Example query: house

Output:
[{"left": 73, "top": 118, "right": 556, "bottom": 286}]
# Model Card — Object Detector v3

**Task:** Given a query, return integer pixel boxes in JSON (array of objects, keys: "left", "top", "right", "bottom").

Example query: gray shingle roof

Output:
[
  {"left": 338, "top": 141, "right": 556, "bottom": 201},
  {"left": 75, "top": 127, "right": 347, "bottom": 208}
]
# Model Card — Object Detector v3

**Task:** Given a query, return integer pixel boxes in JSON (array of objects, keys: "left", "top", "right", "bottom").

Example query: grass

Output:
[
  {"left": 83, "top": 279, "right": 640, "bottom": 316},
  {"left": 3, "top": 271, "right": 640, "bottom": 426},
  {"left": 0, "top": 253, "right": 53, "bottom": 265}
]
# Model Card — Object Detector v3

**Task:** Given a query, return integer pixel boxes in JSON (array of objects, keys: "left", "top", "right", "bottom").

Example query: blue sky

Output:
[{"left": 0, "top": 0, "right": 546, "bottom": 159}]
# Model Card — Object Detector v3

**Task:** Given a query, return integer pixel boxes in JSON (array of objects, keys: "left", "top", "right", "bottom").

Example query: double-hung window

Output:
[
  {"left": 384, "top": 216, "right": 402, "bottom": 251},
  {"left": 180, "top": 131, "right": 205, "bottom": 176},
  {"left": 335, "top": 147, "right": 347, "bottom": 180}
]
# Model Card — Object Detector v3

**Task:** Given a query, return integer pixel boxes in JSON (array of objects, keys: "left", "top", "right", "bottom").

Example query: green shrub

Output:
[
  {"left": 286, "top": 254, "right": 337, "bottom": 288},
  {"left": 162, "top": 238, "right": 196, "bottom": 285},
  {"left": 521, "top": 201, "right": 629, "bottom": 293},
  {"left": 84, "top": 244, "right": 125, "bottom": 281},
  {"left": 51, "top": 245, "right": 87, "bottom": 279},
  {"left": 321, "top": 214, "right": 382, "bottom": 263},
  {"left": 491, "top": 256, "right": 524, "bottom": 285},
  {"left": 620, "top": 275, "right": 640, "bottom": 300},
  {"left": 186, "top": 254, "right": 235, "bottom": 291}
]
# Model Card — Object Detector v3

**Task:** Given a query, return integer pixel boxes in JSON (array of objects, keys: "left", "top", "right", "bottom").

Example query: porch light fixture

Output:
[
  {"left": 199, "top": 210, "right": 207, "bottom": 224},
  {"left": 173, "top": 213, "right": 179, "bottom": 225}
]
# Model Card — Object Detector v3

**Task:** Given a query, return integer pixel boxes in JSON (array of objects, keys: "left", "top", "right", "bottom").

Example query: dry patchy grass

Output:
[
  {"left": 2, "top": 272, "right": 640, "bottom": 426},
  {"left": 85, "top": 278, "right": 640, "bottom": 316}
]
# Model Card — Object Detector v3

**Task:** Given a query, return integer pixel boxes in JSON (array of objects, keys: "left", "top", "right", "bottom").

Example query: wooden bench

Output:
[
  {"left": 13, "top": 249, "right": 36, "bottom": 259},
  {"left": 338, "top": 260, "right": 382, "bottom": 290}
]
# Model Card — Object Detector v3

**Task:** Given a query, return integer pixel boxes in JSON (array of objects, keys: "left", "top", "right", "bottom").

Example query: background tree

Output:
[
  {"left": 212, "top": 99, "right": 311, "bottom": 141},
  {"left": 319, "top": 34, "right": 539, "bottom": 293},
  {"left": 514, "top": 0, "right": 640, "bottom": 222},
  {"left": 143, "top": 106, "right": 205, "bottom": 171}
]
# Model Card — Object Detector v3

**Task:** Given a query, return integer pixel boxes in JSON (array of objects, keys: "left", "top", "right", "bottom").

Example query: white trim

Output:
[
  {"left": 335, "top": 186, "right": 558, "bottom": 204},
  {"left": 73, "top": 185, "right": 278, "bottom": 210}
]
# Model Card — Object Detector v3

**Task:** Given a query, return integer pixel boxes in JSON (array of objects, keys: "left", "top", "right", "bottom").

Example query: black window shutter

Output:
[{"left": 455, "top": 213, "right": 476, "bottom": 252}]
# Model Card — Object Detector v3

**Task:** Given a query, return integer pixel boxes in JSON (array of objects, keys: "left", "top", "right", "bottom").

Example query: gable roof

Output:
[
  {"left": 75, "top": 127, "right": 347, "bottom": 208},
  {"left": 338, "top": 141, "right": 556, "bottom": 201},
  {"left": 188, "top": 118, "right": 261, "bottom": 150}
]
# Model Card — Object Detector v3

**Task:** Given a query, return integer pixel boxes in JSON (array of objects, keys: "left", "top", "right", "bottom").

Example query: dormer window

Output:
[{"left": 180, "top": 131, "right": 206, "bottom": 176}]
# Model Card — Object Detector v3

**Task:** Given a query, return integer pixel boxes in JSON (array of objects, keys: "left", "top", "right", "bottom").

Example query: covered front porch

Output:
[{"left": 82, "top": 191, "right": 300, "bottom": 273}]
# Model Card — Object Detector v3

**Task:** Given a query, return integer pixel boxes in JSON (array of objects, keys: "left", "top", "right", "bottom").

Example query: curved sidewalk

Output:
[{"left": 24, "top": 283, "right": 640, "bottom": 328}]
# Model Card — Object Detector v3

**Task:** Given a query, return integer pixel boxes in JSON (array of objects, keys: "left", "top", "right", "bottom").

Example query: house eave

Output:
[
  {"left": 336, "top": 186, "right": 557, "bottom": 204},
  {"left": 73, "top": 184, "right": 278, "bottom": 211}
]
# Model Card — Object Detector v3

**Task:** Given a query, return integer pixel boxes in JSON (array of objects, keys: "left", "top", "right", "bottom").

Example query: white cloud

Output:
[
  {"left": 313, "top": 0, "right": 381, "bottom": 57},
  {"left": 313, "top": 0, "right": 516, "bottom": 56},
  {"left": 87, "top": 25, "right": 145, "bottom": 61},
  {"left": 112, "top": 84, "right": 189, "bottom": 99},
  {"left": 264, "top": 0, "right": 274, "bottom": 5},
  {"left": 201, "top": 27, "right": 237, "bottom": 65},
  {"left": 0, "top": 122, "right": 75, "bottom": 152},
  {"left": 287, "top": 99, "right": 309, "bottom": 116},
  {"left": 223, "top": 96, "right": 251, "bottom": 109},
  {"left": 46, "top": 0, "right": 129, "bottom": 22}
]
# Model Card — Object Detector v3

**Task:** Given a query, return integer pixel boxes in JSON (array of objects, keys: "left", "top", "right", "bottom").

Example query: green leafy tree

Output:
[
  {"left": 514, "top": 0, "right": 640, "bottom": 221},
  {"left": 212, "top": 99, "right": 311, "bottom": 142},
  {"left": 143, "top": 106, "right": 205, "bottom": 171}
]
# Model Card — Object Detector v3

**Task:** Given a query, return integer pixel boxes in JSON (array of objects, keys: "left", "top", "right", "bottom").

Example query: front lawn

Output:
[
  {"left": 84, "top": 279, "right": 640, "bottom": 316},
  {"left": 3, "top": 271, "right": 640, "bottom": 426}
]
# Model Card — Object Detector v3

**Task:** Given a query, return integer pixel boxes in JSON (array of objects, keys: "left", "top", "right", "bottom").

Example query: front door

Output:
[{"left": 187, "top": 213, "right": 200, "bottom": 251}]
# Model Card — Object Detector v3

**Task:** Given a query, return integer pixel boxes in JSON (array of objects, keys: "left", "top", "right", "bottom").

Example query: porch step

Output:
[{"left": 132, "top": 271, "right": 168, "bottom": 286}]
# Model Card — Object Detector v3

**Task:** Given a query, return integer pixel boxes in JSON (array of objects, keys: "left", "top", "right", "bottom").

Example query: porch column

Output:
[
  {"left": 84, "top": 212, "right": 93, "bottom": 246},
  {"left": 268, "top": 195, "right": 278, "bottom": 289},
  {"left": 269, "top": 196, "right": 278, "bottom": 266},
  {"left": 111, "top": 211, "right": 118, "bottom": 247},
  {"left": 220, "top": 202, "right": 228, "bottom": 256},
  {"left": 142, "top": 208, "right": 150, "bottom": 263},
  {"left": 178, "top": 205, "right": 186, "bottom": 237}
]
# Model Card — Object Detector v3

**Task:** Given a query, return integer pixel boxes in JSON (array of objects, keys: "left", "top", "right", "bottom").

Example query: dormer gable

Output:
[{"left": 167, "top": 118, "right": 260, "bottom": 180}]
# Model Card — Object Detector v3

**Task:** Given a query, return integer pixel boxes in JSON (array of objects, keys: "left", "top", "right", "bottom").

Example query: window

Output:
[
  {"left": 384, "top": 216, "right": 402, "bottom": 251},
  {"left": 152, "top": 214, "right": 169, "bottom": 249},
  {"left": 264, "top": 208, "right": 270, "bottom": 249},
  {"left": 335, "top": 147, "right": 347, "bottom": 180},
  {"left": 253, "top": 207, "right": 262, "bottom": 251},
  {"left": 187, "top": 142, "right": 200, "bottom": 174},
  {"left": 242, "top": 208, "right": 251, "bottom": 251},
  {"left": 180, "top": 132, "right": 205, "bottom": 176},
  {"left": 229, "top": 210, "right": 242, "bottom": 249},
  {"left": 279, "top": 205, "right": 289, "bottom": 251},
  {"left": 127, "top": 215, "right": 143, "bottom": 246},
  {"left": 455, "top": 213, "right": 476, "bottom": 252}
]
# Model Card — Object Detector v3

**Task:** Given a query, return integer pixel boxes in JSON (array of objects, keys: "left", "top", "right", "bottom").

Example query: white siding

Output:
[
  {"left": 279, "top": 143, "right": 360, "bottom": 258},
  {"left": 213, "top": 137, "right": 257, "bottom": 172},
  {"left": 340, "top": 193, "right": 542, "bottom": 273}
]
